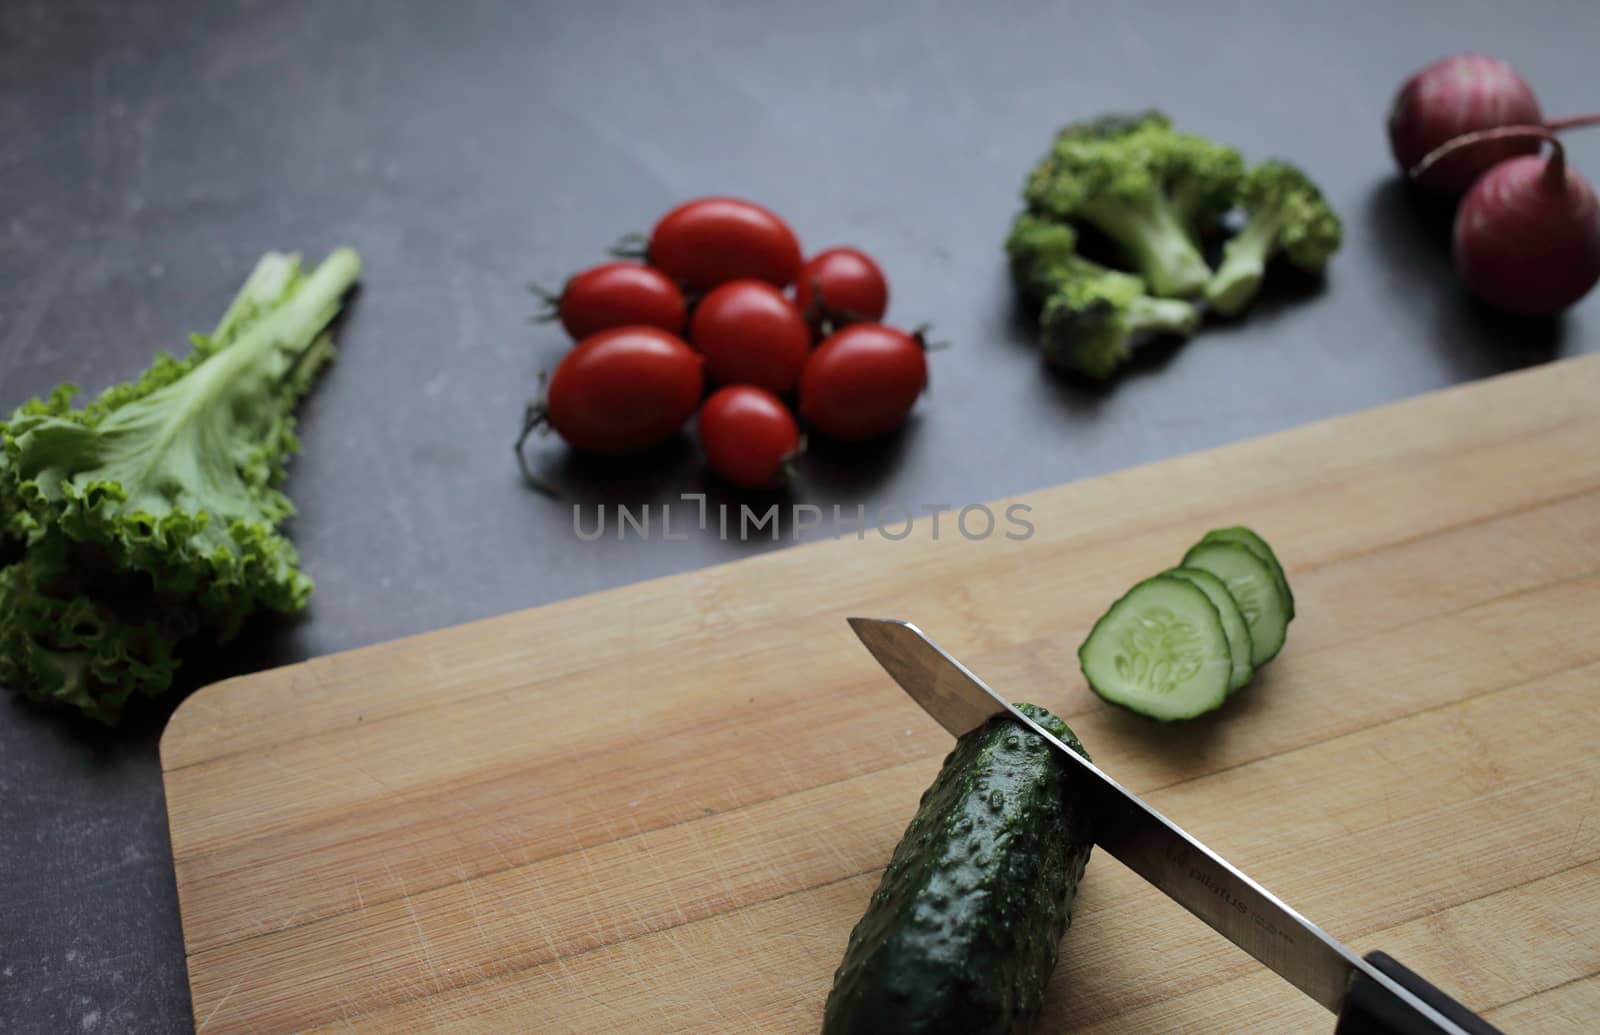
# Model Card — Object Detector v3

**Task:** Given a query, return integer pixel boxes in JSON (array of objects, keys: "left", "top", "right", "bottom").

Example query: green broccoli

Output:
[
  {"left": 1154, "top": 131, "right": 1245, "bottom": 239},
  {"left": 1024, "top": 113, "right": 1239, "bottom": 298},
  {"left": 1004, "top": 212, "right": 1109, "bottom": 303},
  {"left": 1039, "top": 268, "right": 1200, "bottom": 380},
  {"left": 1050, "top": 109, "right": 1172, "bottom": 143},
  {"left": 0, "top": 248, "right": 360, "bottom": 722},
  {"left": 1204, "top": 160, "right": 1343, "bottom": 316}
]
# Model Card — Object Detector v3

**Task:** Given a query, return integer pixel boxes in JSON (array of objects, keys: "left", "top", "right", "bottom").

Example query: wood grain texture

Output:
[{"left": 162, "top": 356, "right": 1600, "bottom": 1033}]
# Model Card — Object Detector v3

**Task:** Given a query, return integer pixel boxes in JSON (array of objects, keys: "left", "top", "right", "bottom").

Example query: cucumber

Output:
[
  {"left": 1200, "top": 526, "right": 1294, "bottom": 621},
  {"left": 822, "top": 704, "right": 1094, "bottom": 1035},
  {"left": 1077, "top": 573, "right": 1233, "bottom": 720},
  {"left": 1165, "top": 566, "right": 1254, "bottom": 692},
  {"left": 1180, "top": 541, "right": 1288, "bottom": 666}
]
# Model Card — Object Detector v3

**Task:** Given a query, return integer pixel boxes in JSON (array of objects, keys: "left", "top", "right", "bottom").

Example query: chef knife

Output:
[{"left": 847, "top": 617, "right": 1504, "bottom": 1035}]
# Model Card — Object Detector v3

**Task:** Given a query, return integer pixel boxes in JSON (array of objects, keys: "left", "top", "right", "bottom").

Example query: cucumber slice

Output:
[
  {"left": 1180, "top": 541, "right": 1288, "bottom": 666},
  {"left": 1200, "top": 526, "right": 1294, "bottom": 621},
  {"left": 1166, "top": 566, "right": 1254, "bottom": 692},
  {"left": 1078, "top": 573, "right": 1233, "bottom": 720}
]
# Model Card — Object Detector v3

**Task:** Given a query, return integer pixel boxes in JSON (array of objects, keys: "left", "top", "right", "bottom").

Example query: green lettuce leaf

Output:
[{"left": 0, "top": 248, "right": 360, "bottom": 722}]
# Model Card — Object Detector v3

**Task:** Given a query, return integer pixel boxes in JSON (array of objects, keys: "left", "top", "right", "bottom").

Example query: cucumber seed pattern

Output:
[
  {"left": 1226, "top": 575, "right": 1263, "bottom": 626},
  {"left": 1113, "top": 607, "right": 1204, "bottom": 695}
]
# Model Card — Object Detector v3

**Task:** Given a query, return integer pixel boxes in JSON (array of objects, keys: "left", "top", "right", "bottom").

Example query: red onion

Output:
[
  {"left": 1414, "top": 127, "right": 1600, "bottom": 315},
  {"left": 1388, "top": 54, "right": 1543, "bottom": 196}
]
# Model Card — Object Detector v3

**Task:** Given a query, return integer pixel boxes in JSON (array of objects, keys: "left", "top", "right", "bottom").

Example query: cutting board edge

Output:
[
  {"left": 156, "top": 353, "right": 1599, "bottom": 771},
  {"left": 158, "top": 671, "right": 249, "bottom": 771}
]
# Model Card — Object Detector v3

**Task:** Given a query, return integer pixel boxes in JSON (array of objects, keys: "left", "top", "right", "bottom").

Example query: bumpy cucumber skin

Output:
[
  {"left": 822, "top": 704, "right": 1094, "bottom": 1035},
  {"left": 1201, "top": 526, "right": 1295, "bottom": 621}
]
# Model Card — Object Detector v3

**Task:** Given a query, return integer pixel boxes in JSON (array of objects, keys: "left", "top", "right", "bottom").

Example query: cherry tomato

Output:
[
  {"left": 688, "top": 279, "right": 812, "bottom": 393},
  {"left": 547, "top": 262, "right": 686, "bottom": 340},
  {"left": 541, "top": 327, "right": 704, "bottom": 455},
  {"left": 793, "top": 247, "right": 890, "bottom": 327},
  {"left": 648, "top": 197, "right": 803, "bottom": 290},
  {"left": 799, "top": 324, "right": 927, "bottom": 441},
  {"left": 697, "top": 386, "right": 802, "bottom": 489}
]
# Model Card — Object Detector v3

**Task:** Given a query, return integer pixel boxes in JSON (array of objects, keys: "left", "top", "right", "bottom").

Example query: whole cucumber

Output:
[{"left": 822, "top": 703, "right": 1094, "bottom": 1035}]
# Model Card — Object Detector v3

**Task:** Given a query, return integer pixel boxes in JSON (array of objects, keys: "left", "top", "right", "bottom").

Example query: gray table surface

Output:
[{"left": 4, "top": 1, "right": 1598, "bottom": 1031}]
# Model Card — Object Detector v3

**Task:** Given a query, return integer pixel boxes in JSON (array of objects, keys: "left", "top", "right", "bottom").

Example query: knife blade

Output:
[{"left": 847, "top": 617, "right": 1500, "bottom": 1035}]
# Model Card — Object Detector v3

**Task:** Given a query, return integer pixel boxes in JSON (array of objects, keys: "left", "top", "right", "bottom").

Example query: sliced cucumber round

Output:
[
  {"left": 1078, "top": 573, "right": 1233, "bottom": 721},
  {"left": 1180, "top": 541, "right": 1288, "bottom": 667},
  {"left": 1200, "top": 526, "right": 1294, "bottom": 621},
  {"left": 1165, "top": 566, "right": 1254, "bottom": 693}
]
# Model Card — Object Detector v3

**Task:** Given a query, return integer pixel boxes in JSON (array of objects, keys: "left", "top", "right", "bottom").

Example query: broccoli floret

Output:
[
  {"left": 1039, "top": 268, "right": 1200, "bottom": 380},
  {"left": 1052, "top": 110, "right": 1172, "bottom": 143},
  {"left": 0, "top": 249, "right": 360, "bottom": 722},
  {"left": 1005, "top": 213, "right": 1112, "bottom": 303},
  {"left": 1153, "top": 130, "right": 1245, "bottom": 238},
  {"left": 1024, "top": 114, "right": 1233, "bottom": 298},
  {"left": 1204, "top": 160, "right": 1343, "bottom": 316}
]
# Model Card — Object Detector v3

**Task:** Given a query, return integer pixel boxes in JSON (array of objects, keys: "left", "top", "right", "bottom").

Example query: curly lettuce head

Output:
[{"left": 0, "top": 248, "right": 359, "bottom": 722}]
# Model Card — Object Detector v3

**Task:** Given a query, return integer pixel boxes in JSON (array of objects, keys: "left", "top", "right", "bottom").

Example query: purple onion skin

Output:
[
  {"left": 1454, "top": 155, "right": 1600, "bottom": 316},
  {"left": 1390, "top": 54, "right": 1543, "bottom": 197}
]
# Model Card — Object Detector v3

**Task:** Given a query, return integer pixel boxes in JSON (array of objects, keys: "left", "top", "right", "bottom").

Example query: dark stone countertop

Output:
[{"left": 3, "top": 1, "right": 1597, "bottom": 1031}]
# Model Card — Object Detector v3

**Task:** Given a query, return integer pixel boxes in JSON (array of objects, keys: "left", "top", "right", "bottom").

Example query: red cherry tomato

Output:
[
  {"left": 688, "top": 279, "right": 812, "bottom": 393},
  {"left": 793, "top": 247, "right": 890, "bottom": 327},
  {"left": 697, "top": 386, "right": 802, "bottom": 489},
  {"left": 648, "top": 197, "right": 803, "bottom": 290},
  {"left": 542, "top": 327, "right": 704, "bottom": 455},
  {"left": 799, "top": 324, "right": 927, "bottom": 441},
  {"left": 549, "top": 262, "right": 686, "bottom": 340}
]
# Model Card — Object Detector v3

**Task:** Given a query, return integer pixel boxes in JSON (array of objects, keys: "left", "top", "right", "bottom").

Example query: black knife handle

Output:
[{"left": 1334, "top": 951, "right": 1505, "bottom": 1035}]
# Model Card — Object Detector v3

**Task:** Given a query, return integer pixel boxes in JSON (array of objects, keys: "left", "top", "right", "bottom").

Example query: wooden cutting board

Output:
[{"left": 163, "top": 356, "right": 1600, "bottom": 1034}]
